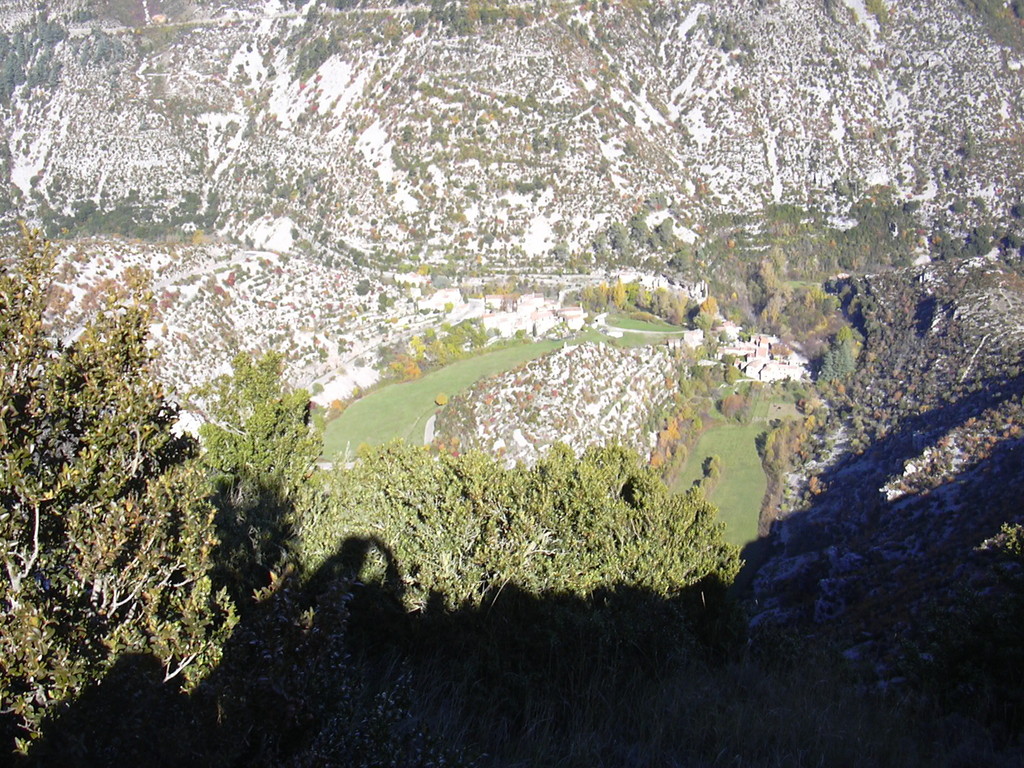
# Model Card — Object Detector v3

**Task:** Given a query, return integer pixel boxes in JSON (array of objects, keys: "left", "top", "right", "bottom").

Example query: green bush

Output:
[
  {"left": 306, "top": 442, "right": 738, "bottom": 610},
  {"left": 0, "top": 230, "right": 235, "bottom": 751}
]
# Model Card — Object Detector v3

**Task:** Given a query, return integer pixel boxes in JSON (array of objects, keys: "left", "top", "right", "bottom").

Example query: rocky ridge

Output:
[
  {"left": 435, "top": 339, "right": 686, "bottom": 465},
  {"left": 752, "top": 255, "right": 1024, "bottom": 660},
  {"left": 0, "top": 0, "right": 1022, "bottom": 272}
]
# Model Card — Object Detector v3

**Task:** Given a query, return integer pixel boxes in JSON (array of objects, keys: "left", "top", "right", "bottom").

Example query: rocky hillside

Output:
[
  {"left": 435, "top": 339, "right": 687, "bottom": 464},
  {"left": 753, "top": 254, "right": 1024, "bottom": 661},
  {"left": 2, "top": 0, "right": 1023, "bottom": 274},
  {"left": 40, "top": 236, "right": 409, "bottom": 394}
]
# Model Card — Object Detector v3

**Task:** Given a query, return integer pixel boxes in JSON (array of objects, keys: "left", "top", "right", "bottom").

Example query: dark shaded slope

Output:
[{"left": 753, "top": 256, "right": 1024, "bottom": 658}]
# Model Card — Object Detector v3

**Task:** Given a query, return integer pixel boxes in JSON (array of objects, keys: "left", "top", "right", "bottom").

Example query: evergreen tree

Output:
[
  {"left": 0, "top": 230, "right": 235, "bottom": 750},
  {"left": 608, "top": 222, "right": 633, "bottom": 260},
  {"left": 194, "top": 352, "right": 320, "bottom": 605},
  {"left": 818, "top": 327, "right": 858, "bottom": 383}
]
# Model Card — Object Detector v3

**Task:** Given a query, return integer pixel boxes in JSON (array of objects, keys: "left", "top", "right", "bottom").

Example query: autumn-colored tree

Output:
[
  {"left": 611, "top": 279, "right": 628, "bottom": 309},
  {"left": 388, "top": 354, "right": 422, "bottom": 381},
  {"left": 409, "top": 334, "right": 427, "bottom": 361},
  {"left": 595, "top": 282, "right": 611, "bottom": 307},
  {"left": 665, "top": 417, "right": 681, "bottom": 442},
  {"left": 720, "top": 393, "right": 748, "bottom": 420},
  {"left": 700, "top": 295, "right": 719, "bottom": 318}
]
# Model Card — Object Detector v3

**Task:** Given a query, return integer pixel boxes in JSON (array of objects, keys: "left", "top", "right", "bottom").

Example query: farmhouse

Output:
[
  {"left": 743, "top": 358, "right": 808, "bottom": 382},
  {"left": 473, "top": 292, "right": 587, "bottom": 338},
  {"left": 481, "top": 312, "right": 530, "bottom": 337},
  {"left": 531, "top": 310, "right": 560, "bottom": 337},
  {"left": 715, "top": 321, "right": 743, "bottom": 341},
  {"left": 557, "top": 307, "right": 586, "bottom": 332}
]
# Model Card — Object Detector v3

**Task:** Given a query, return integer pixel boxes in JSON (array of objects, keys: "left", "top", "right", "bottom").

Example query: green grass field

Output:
[
  {"left": 748, "top": 387, "right": 772, "bottom": 421},
  {"left": 608, "top": 331, "right": 675, "bottom": 348},
  {"left": 323, "top": 340, "right": 568, "bottom": 460},
  {"left": 673, "top": 422, "right": 767, "bottom": 547},
  {"left": 605, "top": 314, "right": 682, "bottom": 333}
]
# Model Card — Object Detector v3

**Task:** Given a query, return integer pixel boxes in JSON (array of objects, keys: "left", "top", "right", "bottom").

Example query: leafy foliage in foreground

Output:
[
  {"left": 193, "top": 351, "right": 320, "bottom": 606},
  {"left": 0, "top": 230, "right": 235, "bottom": 750},
  {"left": 307, "top": 441, "right": 740, "bottom": 613}
]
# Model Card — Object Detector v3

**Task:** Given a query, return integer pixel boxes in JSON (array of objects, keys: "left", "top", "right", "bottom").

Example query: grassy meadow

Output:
[
  {"left": 674, "top": 421, "right": 767, "bottom": 546},
  {"left": 323, "top": 339, "right": 567, "bottom": 460},
  {"left": 670, "top": 387, "right": 799, "bottom": 546},
  {"left": 605, "top": 313, "right": 683, "bottom": 332}
]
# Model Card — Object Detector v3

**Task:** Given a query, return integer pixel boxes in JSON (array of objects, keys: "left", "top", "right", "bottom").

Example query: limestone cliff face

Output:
[{"left": 1, "top": 0, "right": 1022, "bottom": 268}]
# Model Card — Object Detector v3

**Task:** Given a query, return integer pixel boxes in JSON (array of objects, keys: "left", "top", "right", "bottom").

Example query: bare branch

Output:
[{"left": 163, "top": 652, "right": 198, "bottom": 683}]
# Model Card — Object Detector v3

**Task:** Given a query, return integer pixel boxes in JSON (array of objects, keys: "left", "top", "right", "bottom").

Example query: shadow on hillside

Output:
[
  {"left": 788, "top": 371, "right": 1024, "bottom": 551},
  {"left": 22, "top": 531, "right": 735, "bottom": 766},
  {"left": 755, "top": 363, "right": 1024, "bottom": 630},
  {"left": 208, "top": 473, "right": 300, "bottom": 609}
]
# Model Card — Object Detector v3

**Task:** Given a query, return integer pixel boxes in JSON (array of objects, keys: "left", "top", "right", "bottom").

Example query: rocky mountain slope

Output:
[
  {"left": 435, "top": 339, "right": 686, "bottom": 464},
  {"left": 752, "top": 254, "right": 1024, "bottom": 661},
  {"left": 40, "top": 236, "right": 410, "bottom": 393},
  {"left": 1, "top": 0, "right": 1023, "bottom": 273}
]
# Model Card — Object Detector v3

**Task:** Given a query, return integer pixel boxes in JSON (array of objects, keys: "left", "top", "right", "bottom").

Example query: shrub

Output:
[
  {"left": 303, "top": 442, "right": 739, "bottom": 636},
  {"left": 0, "top": 230, "right": 235, "bottom": 750}
]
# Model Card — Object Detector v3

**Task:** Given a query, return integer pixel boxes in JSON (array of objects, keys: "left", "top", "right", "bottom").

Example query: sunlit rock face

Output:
[{"left": 2, "top": 0, "right": 1022, "bottom": 270}]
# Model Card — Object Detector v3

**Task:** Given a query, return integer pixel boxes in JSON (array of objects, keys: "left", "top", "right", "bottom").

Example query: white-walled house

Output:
[
  {"left": 481, "top": 312, "right": 530, "bottom": 337},
  {"left": 531, "top": 310, "right": 560, "bottom": 337},
  {"left": 715, "top": 321, "right": 742, "bottom": 341},
  {"left": 557, "top": 307, "right": 586, "bottom": 332},
  {"left": 484, "top": 294, "right": 508, "bottom": 311},
  {"left": 471, "top": 291, "right": 590, "bottom": 338},
  {"left": 742, "top": 358, "right": 808, "bottom": 382},
  {"left": 517, "top": 293, "right": 547, "bottom": 313}
]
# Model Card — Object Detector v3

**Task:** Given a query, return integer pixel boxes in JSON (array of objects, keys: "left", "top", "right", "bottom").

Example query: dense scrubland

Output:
[
  {"left": 4, "top": 230, "right": 1024, "bottom": 766},
  {"left": 3, "top": 0, "right": 1024, "bottom": 763}
]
